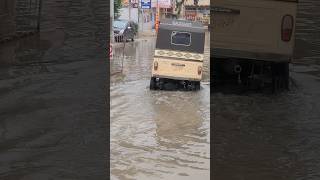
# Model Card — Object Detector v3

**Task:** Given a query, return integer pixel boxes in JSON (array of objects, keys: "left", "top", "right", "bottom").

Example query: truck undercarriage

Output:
[{"left": 212, "top": 58, "right": 290, "bottom": 92}]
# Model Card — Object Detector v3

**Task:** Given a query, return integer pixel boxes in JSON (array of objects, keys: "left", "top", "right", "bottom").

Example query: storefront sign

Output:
[
  {"left": 141, "top": 0, "right": 151, "bottom": 9},
  {"left": 158, "top": 0, "right": 171, "bottom": 8},
  {"left": 185, "top": 11, "right": 196, "bottom": 21}
]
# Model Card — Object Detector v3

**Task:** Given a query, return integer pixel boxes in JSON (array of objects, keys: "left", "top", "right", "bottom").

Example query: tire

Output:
[
  {"left": 271, "top": 62, "right": 289, "bottom": 93},
  {"left": 195, "top": 81, "right": 201, "bottom": 90},
  {"left": 150, "top": 77, "right": 156, "bottom": 90},
  {"left": 132, "top": 38, "right": 134, "bottom": 41},
  {"left": 283, "top": 62, "right": 289, "bottom": 90}
]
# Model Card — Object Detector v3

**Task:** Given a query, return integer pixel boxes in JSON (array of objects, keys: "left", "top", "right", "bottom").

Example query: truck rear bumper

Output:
[
  {"left": 212, "top": 48, "right": 292, "bottom": 62},
  {"left": 151, "top": 75, "right": 201, "bottom": 82}
]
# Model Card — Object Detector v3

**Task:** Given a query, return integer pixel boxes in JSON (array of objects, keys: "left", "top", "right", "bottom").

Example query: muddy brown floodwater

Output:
[
  {"left": 213, "top": 0, "right": 320, "bottom": 180},
  {"left": 110, "top": 32, "right": 210, "bottom": 180},
  {"left": 0, "top": 0, "right": 108, "bottom": 179}
]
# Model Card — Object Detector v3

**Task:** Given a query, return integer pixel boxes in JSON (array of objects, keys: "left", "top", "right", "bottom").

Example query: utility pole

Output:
[
  {"left": 129, "top": 0, "right": 131, "bottom": 20},
  {"left": 138, "top": 0, "right": 141, "bottom": 34},
  {"left": 110, "top": 0, "right": 114, "bottom": 42},
  {"left": 194, "top": 0, "right": 198, "bottom": 22},
  {"left": 138, "top": 0, "right": 140, "bottom": 24},
  {"left": 155, "top": 0, "right": 159, "bottom": 32},
  {"left": 141, "top": 7, "right": 144, "bottom": 33}
]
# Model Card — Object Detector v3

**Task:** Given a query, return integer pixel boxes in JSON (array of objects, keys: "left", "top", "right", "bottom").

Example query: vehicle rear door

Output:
[{"left": 212, "top": 0, "right": 297, "bottom": 57}]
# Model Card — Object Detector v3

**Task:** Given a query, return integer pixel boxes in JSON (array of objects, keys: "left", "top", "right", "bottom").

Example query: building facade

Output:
[{"left": 183, "top": 0, "right": 210, "bottom": 25}]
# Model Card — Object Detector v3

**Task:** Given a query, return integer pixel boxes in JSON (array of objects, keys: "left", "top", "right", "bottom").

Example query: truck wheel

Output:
[
  {"left": 272, "top": 62, "right": 289, "bottom": 92},
  {"left": 159, "top": 81, "right": 164, "bottom": 90},
  {"left": 271, "top": 63, "right": 279, "bottom": 93},
  {"left": 284, "top": 62, "right": 289, "bottom": 90},
  {"left": 150, "top": 77, "right": 156, "bottom": 90},
  {"left": 195, "top": 82, "right": 201, "bottom": 90}
]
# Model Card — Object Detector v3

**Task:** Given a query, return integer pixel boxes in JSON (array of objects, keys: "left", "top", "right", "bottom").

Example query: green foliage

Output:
[
  {"left": 175, "top": 0, "right": 185, "bottom": 17},
  {"left": 114, "top": 0, "right": 122, "bottom": 18}
]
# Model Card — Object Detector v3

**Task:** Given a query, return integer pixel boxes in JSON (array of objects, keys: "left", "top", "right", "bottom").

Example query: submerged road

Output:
[
  {"left": 213, "top": 0, "right": 320, "bottom": 179},
  {"left": 110, "top": 32, "right": 210, "bottom": 180},
  {"left": 0, "top": 0, "right": 108, "bottom": 179}
]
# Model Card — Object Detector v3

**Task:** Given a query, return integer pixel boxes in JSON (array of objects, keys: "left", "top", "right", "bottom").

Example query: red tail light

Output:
[
  {"left": 281, "top": 15, "right": 294, "bottom": 42},
  {"left": 154, "top": 61, "right": 158, "bottom": 70}
]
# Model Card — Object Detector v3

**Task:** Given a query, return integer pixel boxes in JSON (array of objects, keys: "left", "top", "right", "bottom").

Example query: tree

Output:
[
  {"left": 174, "top": 0, "right": 185, "bottom": 18},
  {"left": 114, "top": 0, "right": 122, "bottom": 18}
]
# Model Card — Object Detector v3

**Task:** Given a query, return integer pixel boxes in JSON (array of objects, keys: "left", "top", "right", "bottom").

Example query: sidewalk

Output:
[
  {"left": 138, "top": 29, "right": 156, "bottom": 38},
  {"left": 138, "top": 19, "right": 155, "bottom": 37}
]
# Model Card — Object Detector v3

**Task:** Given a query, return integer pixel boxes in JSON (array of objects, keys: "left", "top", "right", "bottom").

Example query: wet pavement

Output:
[
  {"left": 0, "top": 0, "right": 108, "bottom": 179},
  {"left": 110, "top": 32, "right": 210, "bottom": 179},
  {"left": 1, "top": 0, "right": 319, "bottom": 179},
  {"left": 213, "top": 0, "right": 320, "bottom": 179}
]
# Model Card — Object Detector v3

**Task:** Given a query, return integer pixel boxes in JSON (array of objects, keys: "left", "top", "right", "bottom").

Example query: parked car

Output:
[
  {"left": 132, "top": 3, "right": 138, "bottom": 8},
  {"left": 113, "top": 19, "right": 137, "bottom": 42}
]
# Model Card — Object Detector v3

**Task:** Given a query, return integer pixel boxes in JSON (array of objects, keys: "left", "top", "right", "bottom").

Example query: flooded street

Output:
[
  {"left": 0, "top": 0, "right": 108, "bottom": 179},
  {"left": 110, "top": 33, "right": 210, "bottom": 179},
  {"left": 213, "top": 0, "right": 320, "bottom": 179},
  {"left": 1, "top": 0, "right": 319, "bottom": 179}
]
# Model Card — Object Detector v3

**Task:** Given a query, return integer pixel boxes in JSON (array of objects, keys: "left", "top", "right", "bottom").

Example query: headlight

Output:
[{"left": 119, "top": 29, "right": 125, "bottom": 34}]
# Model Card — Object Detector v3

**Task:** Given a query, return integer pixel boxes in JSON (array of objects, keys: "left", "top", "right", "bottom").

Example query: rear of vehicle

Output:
[
  {"left": 150, "top": 19, "right": 206, "bottom": 90},
  {"left": 212, "top": 0, "right": 298, "bottom": 89}
]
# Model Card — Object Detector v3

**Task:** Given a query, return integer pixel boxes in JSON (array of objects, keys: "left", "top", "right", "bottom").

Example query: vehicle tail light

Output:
[
  {"left": 154, "top": 61, "right": 158, "bottom": 70},
  {"left": 198, "top": 66, "right": 202, "bottom": 75},
  {"left": 109, "top": 44, "right": 113, "bottom": 59},
  {"left": 281, "top": 15, "right": 294, "bottom": 42}
]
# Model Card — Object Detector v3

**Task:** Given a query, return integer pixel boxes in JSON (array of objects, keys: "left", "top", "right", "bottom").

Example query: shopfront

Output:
[{"left": 184, "top": 5, "right": 210, "bottom": 25}]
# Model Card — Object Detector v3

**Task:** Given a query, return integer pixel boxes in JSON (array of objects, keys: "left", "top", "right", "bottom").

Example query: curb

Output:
[{"left": 138, "top": 30, "right": 156, "bottom": 38}]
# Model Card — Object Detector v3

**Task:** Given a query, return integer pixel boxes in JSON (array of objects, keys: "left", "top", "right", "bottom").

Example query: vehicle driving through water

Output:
[
  {"left": 212, "top": 0, "right": 298, "bottom": 91},
  {"left": 150, "top": 19, "right": 206, "bottom": 90}
]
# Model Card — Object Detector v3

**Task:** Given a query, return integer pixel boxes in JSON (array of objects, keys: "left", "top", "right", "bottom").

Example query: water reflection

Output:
[{"left": 0, "top": 0, "right": 108, "bottom": 179}]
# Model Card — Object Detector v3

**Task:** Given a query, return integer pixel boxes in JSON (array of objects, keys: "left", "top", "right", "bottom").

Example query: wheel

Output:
[
  {"left": 150, "top": 77, "right": 156, "bottom": 90},
  {"left": 195, "top": 81, "right": 201, "bottom": 90},
  {"left": 271, "top": 62, "right": 289, "bottom": 93},
  {"left": 131, "top": 38, "right": 134, "bottom": 41},
  {"left": 159, "top": 81, "right": 164, "bottom": 90},
  {"left": 271, "top": 63, "right": 278, "bottom": 93},
  {"left": 283, "top": 62, "right": 289, "bottom": 90}
]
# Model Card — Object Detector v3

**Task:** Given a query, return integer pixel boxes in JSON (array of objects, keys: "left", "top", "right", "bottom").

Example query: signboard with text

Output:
[
  {"left": 158, "top": 0, "right": 171, "bottom": 8},
  {"left": 141, "top": 0, "right": 151, "bottom": 9}
]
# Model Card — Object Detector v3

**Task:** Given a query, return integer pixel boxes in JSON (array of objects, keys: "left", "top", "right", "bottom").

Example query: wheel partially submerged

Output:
[
  {"left": 150, "top": 77, "right": 157, "bottom": 90},
  {"left": 150, "top": 77, "right": 200, "bottom": 91}
]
